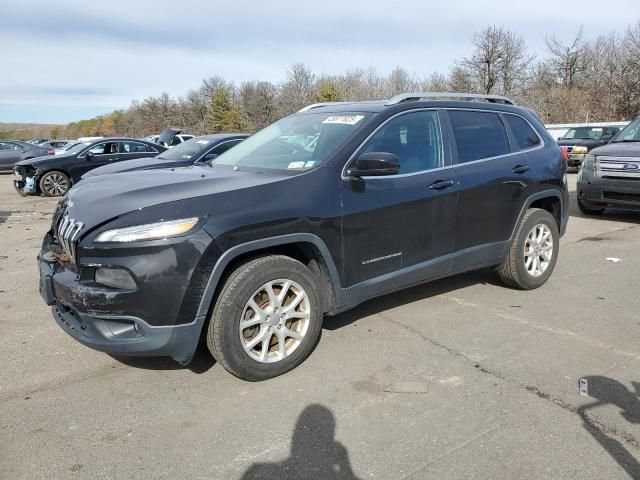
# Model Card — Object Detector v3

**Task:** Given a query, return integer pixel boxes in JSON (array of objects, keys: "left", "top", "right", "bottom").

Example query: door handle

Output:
[
  {"left": 512, "top": 165, "right": 530, "bottom": 174},
  {"left": 428, "top": 179, "right": 455, "bottom": 190}
]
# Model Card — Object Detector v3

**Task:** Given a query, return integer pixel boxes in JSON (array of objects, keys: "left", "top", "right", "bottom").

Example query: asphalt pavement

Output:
[{"left": 1, "top": 174, "right": 639, "bottom": 479}]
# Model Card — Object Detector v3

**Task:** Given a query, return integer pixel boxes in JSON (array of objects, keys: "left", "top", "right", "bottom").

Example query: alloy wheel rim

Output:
[
  {"left": 43, "top": 174, "right": 68, "bottom": 196},
  {"left": 524, "top": 223, "right": 553, "bottom": 277},
  {"left": 239, "top": 279, "right": 311, "bottom": 363}
]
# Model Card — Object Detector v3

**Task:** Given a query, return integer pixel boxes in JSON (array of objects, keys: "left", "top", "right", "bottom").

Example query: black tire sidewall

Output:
[
  {"left": 211, "top": 257, "right": 322, "bottom": 381},
  {"left": 512, "top": 210, "right": 560, "bottom": 289},
  {"left": 39, "top": 171, "right": 70, "bottom": 197},
  {"left": 577, "top": 196, "right": 603, "bottom": 215}
]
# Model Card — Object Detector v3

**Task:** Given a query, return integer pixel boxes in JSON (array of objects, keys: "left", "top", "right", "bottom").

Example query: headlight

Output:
[
  {"left": 573, "top": 146, "right": 588, "bottom": 154},
  {"left": 95, "top": 217, "right": 199, "bottom": 243},
  {"left": 582, "top": 154, "right": 596, "bottom": 171}
]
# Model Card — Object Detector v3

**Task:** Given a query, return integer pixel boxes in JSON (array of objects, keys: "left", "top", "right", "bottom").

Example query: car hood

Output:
[
  {"left": 82, "top": 157, "right": 177, "bottom": 178},
  {"left": 15, "top": 153, "right": 71, "bottom": 167},
  {"left": 590, "top": 142, "right": 640, "bottom": 157},
  {"left": 64, "top": 165, "right": 291, "bottom": 230},
  {"left": 557, "top": 138, "right": 602, "bottom": 148}
]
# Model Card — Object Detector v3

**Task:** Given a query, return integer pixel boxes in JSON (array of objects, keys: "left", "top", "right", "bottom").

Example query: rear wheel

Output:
[
  {"left": 207, "top": 255, "right": 322, "bottom": 381},
  {"left": 39, "top": 171, "right": 70, "bottom": 197},
  {"left": 498, "top": 208, "right": 559, "bottom": 290}
]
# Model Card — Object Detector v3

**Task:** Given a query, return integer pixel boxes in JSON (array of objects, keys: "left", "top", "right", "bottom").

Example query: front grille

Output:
[
  {"left": 52, "top": 199, "right": 84, "bottom": 263},
  {"left": 596, "top": 156, "right": 640, "bottom": 179},
  {"left": 603, "top": 191, "right": 640, "bottom": 203}
]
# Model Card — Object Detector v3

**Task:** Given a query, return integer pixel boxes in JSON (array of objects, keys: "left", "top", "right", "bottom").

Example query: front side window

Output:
[
  {"left": 613, "top": 118, "right": 640, "bottom": 143},
  {"left": 503, "top": 114, "right": 541, "bottom": 151},
  {"left": 449, "top": 110, "right": 510, "bottom": 163},
  {"left": 359, "top": 110, "right": 443, "bottom": 174},
  {"left": 215, "top": 112, "right": 372, "bottom": 172},
  {"left": 87, "top": 142, "right": 118, "bottom": 155}
]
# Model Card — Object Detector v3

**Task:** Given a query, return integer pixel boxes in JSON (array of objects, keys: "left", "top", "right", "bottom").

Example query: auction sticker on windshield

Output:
[{"left": 322, "top": 115, "right": 364, "bottom": 125}]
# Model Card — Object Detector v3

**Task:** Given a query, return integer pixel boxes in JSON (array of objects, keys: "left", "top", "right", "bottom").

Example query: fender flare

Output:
[
  {"left": 509, "top": 189, "right": 565, "bottom": 242},
  {"left": 195, "top": 233, "right": 344, "bottom": 319}
]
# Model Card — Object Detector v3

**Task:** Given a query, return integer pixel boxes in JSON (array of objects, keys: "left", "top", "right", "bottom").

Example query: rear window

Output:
[
  {"left": 449, "top": 110, "right": 510, "bottom": 163},
  {"left": 503, "top": 115, "right": 541, "bottom": 151}
]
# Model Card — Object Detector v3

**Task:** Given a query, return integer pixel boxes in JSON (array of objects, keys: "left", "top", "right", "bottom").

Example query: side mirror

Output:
[
  {"left": 346, "top": 152, "right": 400, "bottom": 177},
  {"left": 85, "top": 152, "right": 94, "bottom": 161}
]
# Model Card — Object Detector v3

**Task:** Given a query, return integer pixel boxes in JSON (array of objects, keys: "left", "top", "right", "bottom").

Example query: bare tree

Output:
[
  {"left": 462, "top": 26, "right": 506, "bottom": 94},
  {"left": 545, "top": 27, "right": 587, "bottom": 88}
]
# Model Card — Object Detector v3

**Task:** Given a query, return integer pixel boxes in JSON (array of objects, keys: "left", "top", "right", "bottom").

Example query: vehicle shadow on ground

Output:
[
  {"left": 110, "top": 347, "right": 215, "bottom": 374},
  {"left": 324, "top": 269, "right": 495, "bottom": 331},
  {"left": 241, "top": 404, "right": 360, "bottom": 480},
  {"left": 578, "top": 376, "right": 640, "bottom": 478}
]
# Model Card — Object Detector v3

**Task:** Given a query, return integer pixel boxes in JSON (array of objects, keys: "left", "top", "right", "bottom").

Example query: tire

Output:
[
  {"left": 207, "top": 255, "right": 323, "bottom": 381},
  {"left": 577, "top": 196, "right": 604, "bottom": 215},
  {"left": 497, "top": 208, "right": 560, "bottom": 290},
  {"left": 39, "top": 170, "right": 70, "bottom": 197}
]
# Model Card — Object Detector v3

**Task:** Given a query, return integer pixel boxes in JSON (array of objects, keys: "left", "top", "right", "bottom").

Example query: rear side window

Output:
[
  {"left": 503, "top": 114, "right": 541, "bottom": 151},
  {"left": 121, "top": 141, "right": 148, "bottom": 153},
  {"left": 449, "top": 111, "right": 510, "bottom": 163}
]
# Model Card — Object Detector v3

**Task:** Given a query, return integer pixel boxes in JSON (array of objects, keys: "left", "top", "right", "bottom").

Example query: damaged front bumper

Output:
[
  {"left": 13, "top": 165, "right": 39, "bottom": 195},
  {"left": 37, "top": 232, "right": 211, "bottom": 365}
]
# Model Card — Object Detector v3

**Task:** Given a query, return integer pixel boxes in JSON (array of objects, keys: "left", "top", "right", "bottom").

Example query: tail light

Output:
[
  {"left": 560, "top": 146, "right": 569, "bottom": 161},
  {"left": 47, "top": 148, "right": 55, "bottom": 155}
]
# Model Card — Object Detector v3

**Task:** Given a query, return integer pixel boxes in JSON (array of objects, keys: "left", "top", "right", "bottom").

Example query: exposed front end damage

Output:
[{"left": 13, "top": 165, "right": 40, "bottom": 195}]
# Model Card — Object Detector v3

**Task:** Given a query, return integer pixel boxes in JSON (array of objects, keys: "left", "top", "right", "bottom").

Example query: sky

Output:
[{"left": 1, "top": 0, "right": 638, "bottom": 124}]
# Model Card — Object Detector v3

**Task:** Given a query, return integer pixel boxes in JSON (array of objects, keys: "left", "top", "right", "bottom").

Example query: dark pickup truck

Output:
[{"left": 557, "top": 126, "right": 621, "bottom": 167}]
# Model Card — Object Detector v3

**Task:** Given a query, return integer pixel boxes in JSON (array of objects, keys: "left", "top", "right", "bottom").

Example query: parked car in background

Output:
[
  {"left": 557, "top": 126, "right": 620, "bottom": 167},
  {"left": 13, "top": 138, "right": 166, "bottom": 196},
  {"left": 36, "top": 92, "right": 568, "bottom": 380},
  {"left": 0, "top": 140, "right": 53, "bottom": 172},
  {"left": 54, "top": 141, "right": 81, "bottom": 155},
  {"left": 577, "top": 116, "right": 640, "bottom": 214},
  {"left": 148, "top": 128, "right": 195, "bottom": 148},
  {"left": 82, "top": 134, "right": 249, "bottom": 179},
  {"left": 29, "top": 138, "right": 49, "bottom": 145}
]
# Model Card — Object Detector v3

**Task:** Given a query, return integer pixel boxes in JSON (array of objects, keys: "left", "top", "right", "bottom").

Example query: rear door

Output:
[
  {"left": 119, "top": 140, "right": 158, "bottom": 162},
  {"left": 445, "top": 109, "right": 539, "bottom": 270},
  {"left": 340, "top": 109, "right": 459, "bottom": 297}
]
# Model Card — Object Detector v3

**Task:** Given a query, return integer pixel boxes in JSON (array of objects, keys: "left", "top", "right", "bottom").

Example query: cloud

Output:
[{"left": 1, "top": 0, "right": 637, "bottom": 123}]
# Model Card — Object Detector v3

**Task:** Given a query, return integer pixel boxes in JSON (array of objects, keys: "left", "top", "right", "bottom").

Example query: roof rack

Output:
[
  {"left": 385, "top": 92, "right": 516, "bottom": 106},
  {"left": 298, "top": 102, "right": 354, "bottom": 112}
]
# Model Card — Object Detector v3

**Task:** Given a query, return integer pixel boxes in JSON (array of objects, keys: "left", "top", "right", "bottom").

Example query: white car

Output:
[{"left": 148, "top": 130, "right": 194, "bottom": 148}]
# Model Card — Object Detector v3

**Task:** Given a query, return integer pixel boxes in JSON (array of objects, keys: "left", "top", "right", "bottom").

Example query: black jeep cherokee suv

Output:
[{"left": 38, "top": 93, "right": 569, "bottom": 381}]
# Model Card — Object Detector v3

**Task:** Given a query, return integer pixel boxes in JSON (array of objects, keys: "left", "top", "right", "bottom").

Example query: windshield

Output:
[
  {"left": 214, "top": 112, "right": 372, "bottom": 171},
  {"left": 612, "top": 118, "right": 640, "bottom": 142},
  {"left": 563, "top": 127, "right": 604, "bottom": 140},
  {"left": 156, "top": 138, "right": 213, "bottom": 162},
  {"left": 66, "top": 142, "right": 92, "bottom": 154}
]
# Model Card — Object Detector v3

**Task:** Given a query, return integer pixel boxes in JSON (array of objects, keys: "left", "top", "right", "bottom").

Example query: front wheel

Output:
[
  {"left": 207, "top": 255, "right": 323, "bottom": 381},
  {"left": 39, "top": 170, "right": 70, "bottom": 197},
  {"left": 577, "top": 196, "right": 604, "bottom": 215},
  {"left": 497, "top": 208, "right": 560, "bottom": 290}
]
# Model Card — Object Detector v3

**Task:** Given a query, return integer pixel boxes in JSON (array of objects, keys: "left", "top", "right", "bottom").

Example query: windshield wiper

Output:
[{"left": 613, "top": 139, "right": 640, "bottom": 143}]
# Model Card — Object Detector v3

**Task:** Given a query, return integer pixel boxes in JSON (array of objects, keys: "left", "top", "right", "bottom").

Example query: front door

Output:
[
  {"left": 340, "top": 110, "right": 459, "bottom": 302},
  {"left": 72, "top": 141, "right": 121, "bottom": 180}
]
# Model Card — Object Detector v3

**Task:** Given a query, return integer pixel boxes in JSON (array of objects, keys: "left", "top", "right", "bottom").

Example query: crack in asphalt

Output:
[
  {"left": 378, "top": 313, "right": 640, "bottom": 452},
  {"left": 573, "top": 224, "right": 638, "bottom": 244}
]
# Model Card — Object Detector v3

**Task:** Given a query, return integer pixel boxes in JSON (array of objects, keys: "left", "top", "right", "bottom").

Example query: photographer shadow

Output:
[
  {"left": 242, "top": 404, "right": 359, "bottom": 480},
  {"left": 579, "top": 376, "right": 640, "bottom": 478}
]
